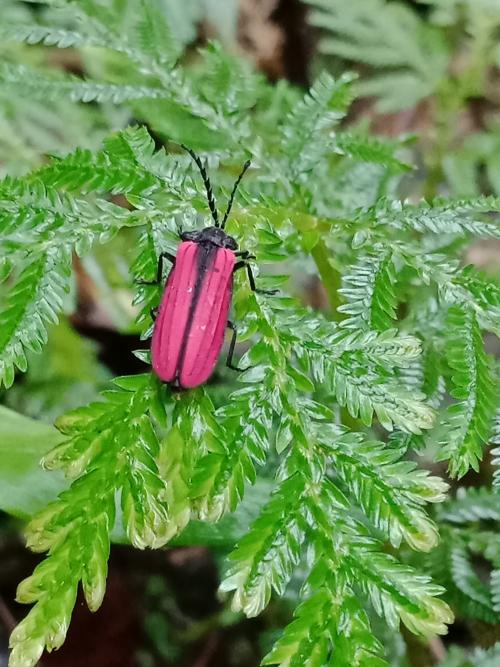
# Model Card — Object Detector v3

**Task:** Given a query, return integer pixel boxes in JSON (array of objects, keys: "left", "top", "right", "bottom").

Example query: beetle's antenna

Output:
[
  {"left": 221, "top": 159, "right": 251, "bottom": 229},
  {"left": 181, "top": 145, "right": 220, "bottom": 227}
]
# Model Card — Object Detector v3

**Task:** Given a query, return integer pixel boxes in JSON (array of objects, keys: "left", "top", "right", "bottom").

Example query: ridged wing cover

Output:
[{"left": 151, "top": 241, "right": 236, "bottom": 388}]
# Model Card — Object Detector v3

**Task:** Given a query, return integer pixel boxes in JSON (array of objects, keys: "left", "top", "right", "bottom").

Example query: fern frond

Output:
[
  {"left": 263, "top": 579, "right": 388, "bottom": 667},
  {"left": 444, "top": 538, "right": 497, "bottom": 622},
  {"left": 433, "top": 488, "right": 500, "bottom": 626},
  {"left": 451, "top": 541, "right": 496, "bottom": 621},
  {"left": 195, "top": 42, "right": 261, "bottom": 117},
  {"left": 338, "top": 248, "right": 397, "bottom": 331},
  {"left": 373, "top": 196, "right": 500, "bottom": 237},
  {"left": 410, "top": 256, "right": 500, "bottom": 336},
  {"left": 454, "top": 265, "right": 500, "bottom": 336},
  {"left": 120, "top": 412, "right": 169, "bottom": 549},
  {"left": 157, "top": 425, "right": 192, "bottom": 542},
  {"left": 44, "top": 374, "right": 169, "bottom": 549},
  {"left": 33, "top": 126, "right": 177, "bottom": 196},
  {"left": 133, "top": 0, "right": 181, "bottom": 66},
  {"left": 222, "top": 431, "right": 451, "bottom": 637},
  {"left": 262, "top": 587, "right": 337, "bottom": 667},
  {"left": 429, "top": 493, "right": 500, "bottom": 624},
  {"left": 436, "top": 306, "right": 496, "bottom": 477},
  {"left": 0, "top": 23, "right": 109, "bottom": 49},
  {"left": 280, "top": 308, "right": 434, "bottom": 433},
  {"left": 10, "top": 498, "right": 112, "bottom": 667},
  {"left": 159, "top": 389, "right": 224, "bottom": 538},
  {"left": 334, "top": 131, "right": 412, "bottom": 171},
  {"left": 10, "top": 374, "right": 169, "bottom": 664},
  {"left": 440, "top": 487, "right": 500, "bottom": 523},
  {"left": 0, "top": 2, "right": 173, "bottom": 67},
  {"left": 335, "top": 330, "right": 422, "bottom": 368},
  {"left": 307, "top": 0, "right": 441, "bottom": 70},
  {"left": 221, "top": 470, "right": 311, "bottom": 617},
  {"left": 0, "top": 249, "right": 71, "bottom": 388},
  {"left": 345, "top": 530, "right": 453, "bottom": 635},
  {"left": 0, "top": 64, "right": 165, "bottom": 104},
  {"left": 328, "top": 351, "right": 435, "bottom": 433},
  {"left": 492, "top": 411, "right": 500, "bottom": 491},
  {"left": 0, "top": 177, "right": 144, "bottom": 256},
  {"left": 280, "top": 71, "right": 354, "bottom": 176},
  {"left": 192, "top": 384, "right": 272, "bottom": 521},
  {"left": 319, "top": 426, "right": 447, "bottom": 550}
]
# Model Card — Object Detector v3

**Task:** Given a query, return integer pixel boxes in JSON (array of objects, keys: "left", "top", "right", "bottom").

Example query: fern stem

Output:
[{"left": 311, "top": 239, "right": 343, "bottom": 320}]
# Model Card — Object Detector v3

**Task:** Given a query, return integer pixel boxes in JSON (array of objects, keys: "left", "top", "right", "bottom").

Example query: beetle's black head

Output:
[{"left": 181, "top": 226, "right": 238, "bottom": 250}]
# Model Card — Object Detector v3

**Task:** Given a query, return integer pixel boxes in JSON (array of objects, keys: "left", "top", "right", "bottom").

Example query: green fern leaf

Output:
[
  {"left": 280, "top": 71, "right": 355, "bottom": 176},
  {"left": 34, "top": 126, "right": 176, "bottom": 196},
  {"left": 0, "top": 23, "right": 100, "bottom": 49},
  {"left": 9, "top": 374, "right": 169, "bottom": 664},
  {"left": 436, "top": 306, "right": 496, "bottom": 477},
  {"left": 410, "top": 257, "right": 500, "bottom": 336},
  {"left": 0, "top": 176, "right": 144, "bottom": 256},
  {"left": 334, "top": 131, "right": 412, "bottom": 171},
  {"left": 263, "top": 582, "right": 388, "bottom": 667},
  {"left": 0, "top": 63, "right": 165, "bottom": 104},
  {"left": 430, "top": 532, "right": 499, "bottom": 623},
  {"left": 434, "top": 489, "right": 500, "bottom": 622},
  {"left": 345, "top": 528, "right": 453, "bottom": 635},
  {"left": 222, "top": 433, "right": 451, "bottom": 638},
  {"left": 0, "top": 250, "right": 71, "bottom": 388},
  {"left": 192, "top": 385, "right": 272, "bottom": 521},
  {"left": 262, "top": 588, "right": 337, "bottom": 667},
  {"left": 372, "top": 196, "right": 500, "bottom": 237},
  {"left": 492, "top": 411, "right": 500, "bottom": 491},
  {"left": 220, "top": 471, "right": 312, "bottom": 617},
  {"left": 454, "top": 266, "right": 500, "bottom": 335},
  {"left": 328, "top": 351, "right": 435, "bottom": 433},
  {"left": 338, "top": 248, "right": 397, "bottom": 331},
  {"left": 337, "top": 330, "right": 423, "bottom": 368},
  {"left": 133, "top": 0, "right": 181, "bottom": 66},
  {"left": 320, "top": 426, "right": 447, "bottom": 550},
  {"left": 158, "top": 389, "right": 223, "bottom": 538},
  {"left": 449, "top": 541, "right": 496, "bottom": 621},
  {"left": 440, "top": 487, "right": 500, "bottom": 523}
]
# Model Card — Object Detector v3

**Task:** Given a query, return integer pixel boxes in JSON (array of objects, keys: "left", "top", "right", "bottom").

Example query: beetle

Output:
[{"left": 145, "top": 146, "right": 274, "bottom": 390}]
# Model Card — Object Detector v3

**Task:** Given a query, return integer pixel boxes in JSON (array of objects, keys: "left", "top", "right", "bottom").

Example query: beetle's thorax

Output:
[{"left": 181, "top": 226, "right": 238, "bottom": 250}]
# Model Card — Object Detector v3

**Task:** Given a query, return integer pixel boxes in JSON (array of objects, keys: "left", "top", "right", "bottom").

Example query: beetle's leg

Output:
[
  {"left": 137, "top": 251, "right": 176, "bottom": 285},
  {"left": 233, "top": 261, "right": 277, "bottom": 295},
  {"left": 154, "top": 252, "right": 176, "bottom": 283},
  {"left": 234, "top": 250, "right": 255, "bottom": 259},
  {"left": 226, "top": 321, "right": 251, "bottom": 372}
]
